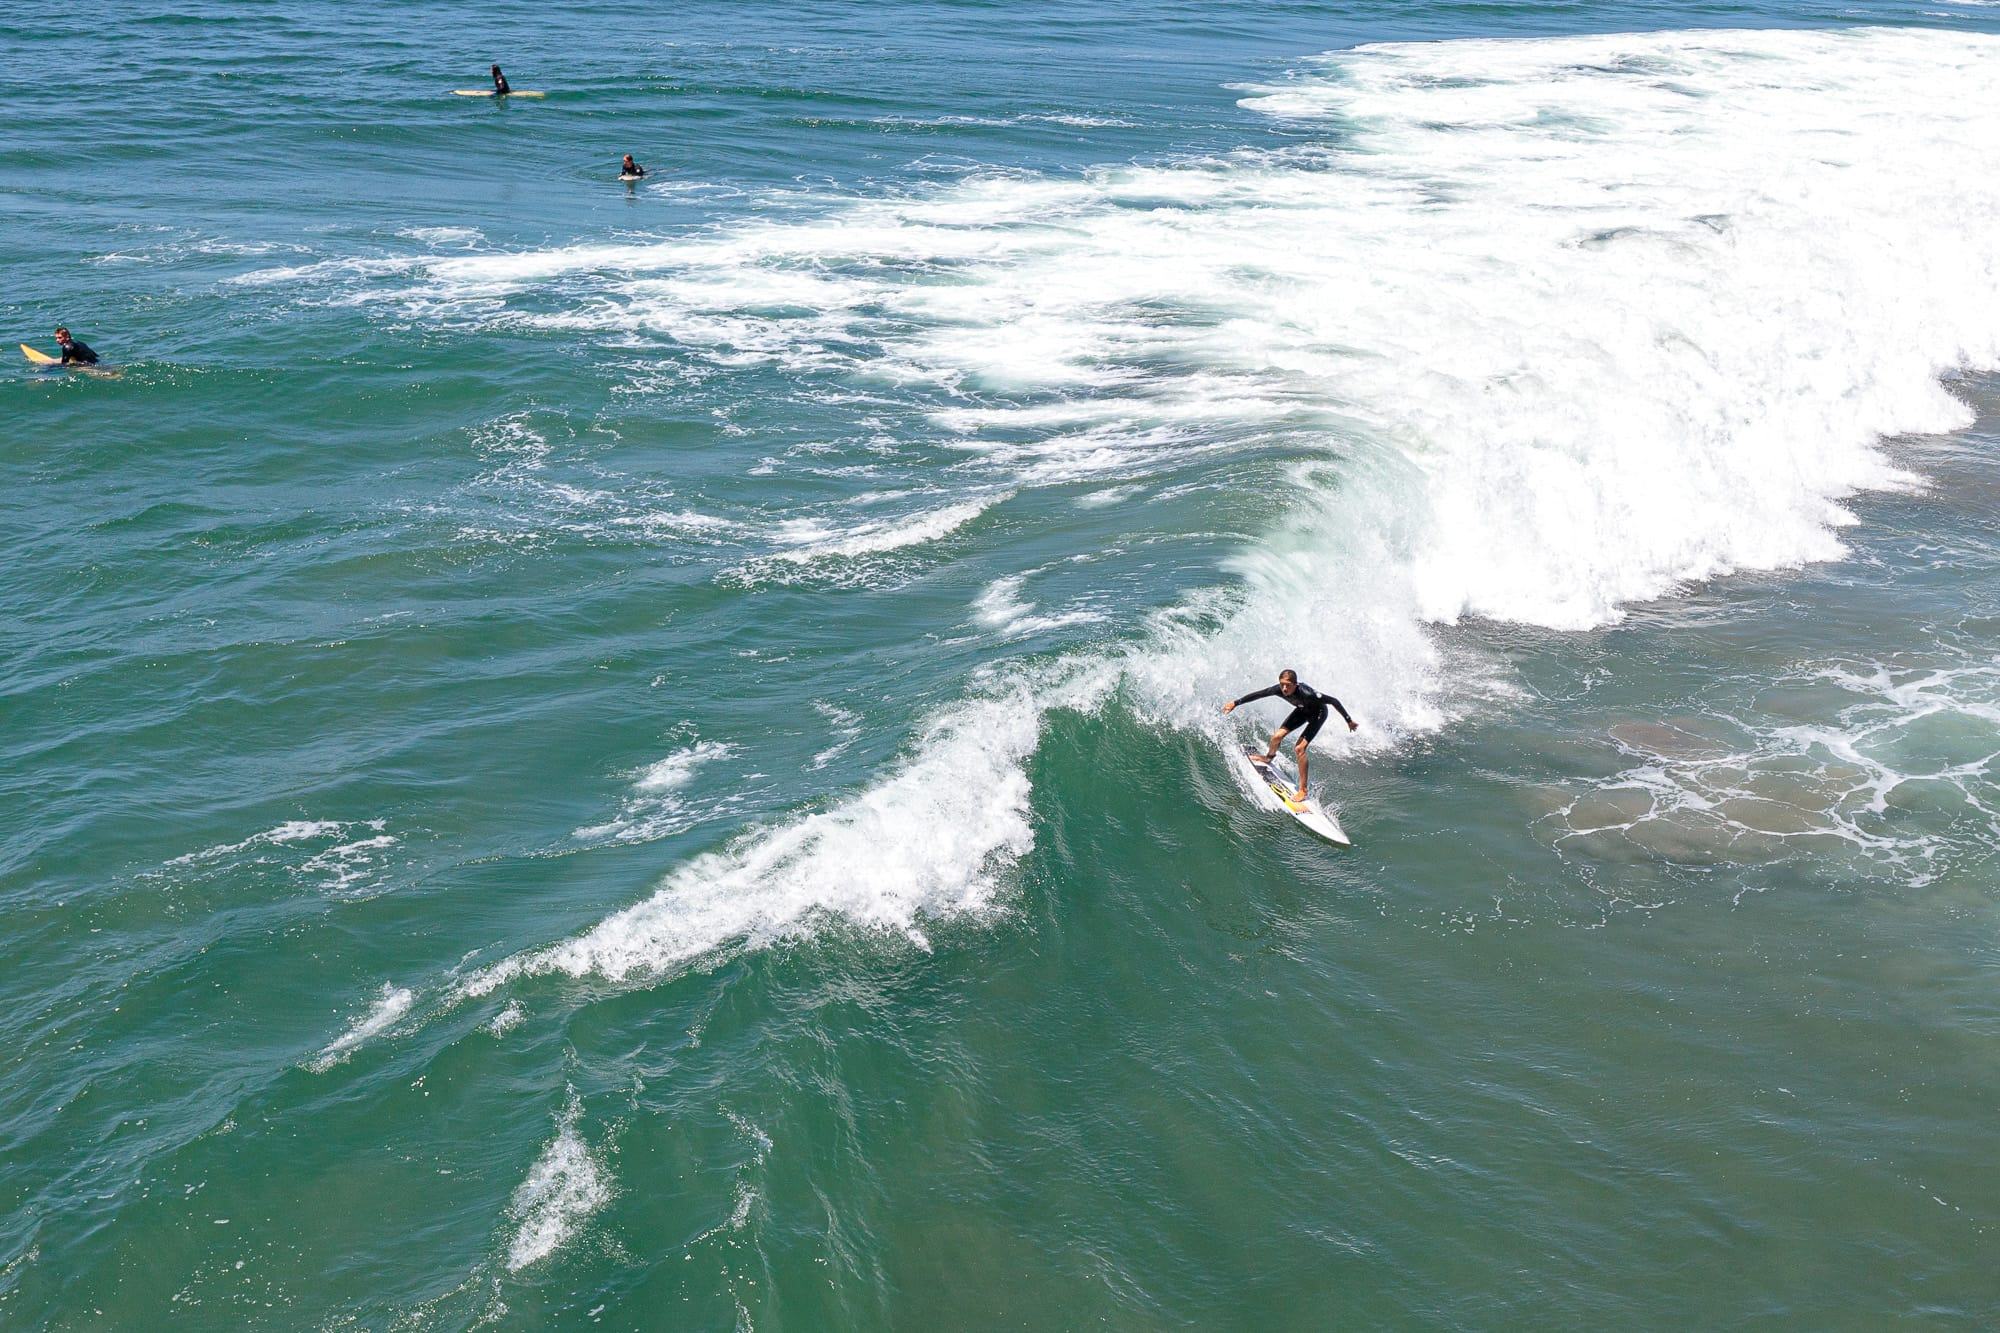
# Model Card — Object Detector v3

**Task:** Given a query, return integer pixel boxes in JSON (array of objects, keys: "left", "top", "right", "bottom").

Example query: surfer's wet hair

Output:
[{"left": 1278, "top": 668, "right": 1297, "bottom": 684}]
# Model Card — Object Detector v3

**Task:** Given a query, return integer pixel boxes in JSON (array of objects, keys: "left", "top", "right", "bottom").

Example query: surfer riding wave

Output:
[{"left": 1223, "top": 669, "right": 1357, "bottom": 802}]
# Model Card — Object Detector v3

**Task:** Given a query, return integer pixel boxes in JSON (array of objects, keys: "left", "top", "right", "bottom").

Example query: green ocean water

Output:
[{"left": 5, "top": 2, "right": 2000, "bottom": 1327}]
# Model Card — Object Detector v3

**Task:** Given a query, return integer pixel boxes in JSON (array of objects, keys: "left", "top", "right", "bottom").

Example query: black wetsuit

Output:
[
  {"left": 59, "top": 339, "right": 98, "bottom": 366},
  {"left": 622, "top": 162, "right": 645, "bottom": 178},
  {"left": 1233, "top": 680, "right": 1353, "bottom": 743},
  {"left": 492, "top": 70, "right": 512, "bottom": 95}
]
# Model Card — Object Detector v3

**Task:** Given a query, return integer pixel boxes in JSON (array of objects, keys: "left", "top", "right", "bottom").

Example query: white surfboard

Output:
[
  {"left": 618, "top": 173, "right": 645, "bottom": 182},
  {"left": 452, "top": 89, "right": 546, "bottom": 98},
  {"left": 1232, "top": 747, "right": 1351, "bottom": 846}
]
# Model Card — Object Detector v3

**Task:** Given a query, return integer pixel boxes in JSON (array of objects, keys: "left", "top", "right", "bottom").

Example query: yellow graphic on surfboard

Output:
[{"left": 1234, "top": 747, "right": 1351, "bottom": 846}]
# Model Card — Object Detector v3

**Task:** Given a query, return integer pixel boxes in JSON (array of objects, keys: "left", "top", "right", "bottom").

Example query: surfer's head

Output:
[
  {"left": 54, "top": 327, "right": 71, "bottom": 344},
  {"left": 1278, "top": 668, "right": 1297, "bottom": 694}
]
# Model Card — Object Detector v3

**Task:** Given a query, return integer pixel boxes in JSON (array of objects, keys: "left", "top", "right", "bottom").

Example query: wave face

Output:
[{"left": 329, "top": 26, "right": 2000, "bottom": 999}]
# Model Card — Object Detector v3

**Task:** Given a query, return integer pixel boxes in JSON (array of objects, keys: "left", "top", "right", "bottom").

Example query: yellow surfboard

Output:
[
  {"left": 452, "top": 89, "right": 545, "bottom": 98},
  {"left": 22, "top": 342, "right": 120, "bottom": 377}
]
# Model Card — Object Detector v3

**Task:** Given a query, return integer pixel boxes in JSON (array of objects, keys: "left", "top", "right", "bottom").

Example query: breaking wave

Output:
[{"left": 316, "top": 26, "right": 2000, "bottom": 1005}]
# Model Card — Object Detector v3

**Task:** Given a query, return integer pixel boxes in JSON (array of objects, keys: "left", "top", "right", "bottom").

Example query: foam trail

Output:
[
  {"left": 505, "top": 1090, "right": 611, "bottom": 1271},
  {"left": 634, "top": 741, "right": 732, "bottom": 792},
  {"left": 575, "top": 740, "right": 734, "bottom": 846},
  {"left": 164, "top": 819, "right": 349, "bottom": 867},
  {"left": 1548, "top": 656, "right": 2000, "bottom": 888},
  {"left": 309, "top": 983, "right": 413, "bottom": 1072},
  {"left": 761, "top": 498, "right": 994, "bottom": 569},
  {"left": 973, "top": 574, "right": 1103, "bottom": 637}
]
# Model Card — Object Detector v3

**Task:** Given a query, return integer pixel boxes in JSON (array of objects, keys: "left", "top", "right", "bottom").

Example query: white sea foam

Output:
[
  {"left": 766, "top": 498, "right": 990, "bottom": 562},
  {"left": 723, "top": 497, "right": 996, "bottom": 587},
  {"left": 1549, "top": 656, "right": 2000, "bottom": 890},
  {"left": 159, "top": 818, "right": 398, "bottom": 895},
  {"left": 460, "top": 668, "right": 1104, "bottom": 996},
  {"left": 809, "top": 699, "right": 863, "bottom": 770},
  {"left": 398, "top": 226, "right": 486, "bottom": 246},
  {"left": 688, "top": 1111, "right": 771, "bottom": 1247},
  {"left": 635, "top": 741, "right": 732, "bottom": 792},
  {"left": 505, "top": 1090, "right": 611, "bottom": 1270},
  {"left": 89, "top": 234, "right": 310, "bottom": 267},
  {"left": 404, "top": 27, "right": 2000, "bottom": 990},
  {"left": 972, "top": 573, "right": 1104, "bottom": 638},
  {"left": 575, "top": 740, "right": 736, "bottom": 846},
  {"left": 310, "top": 983, "right": 414, "bottom": 1072},
  {"left": 299, "top": 834, "right": 400, "bottom": 895},
  {"left": 164, "top": 819, "right": 346, "bottom": 866},
  {"left": 226, "top": 255, "right": 421, "bottom": 288},
  {"left": 487, "top": 1001, "right": 527, "bottom": 1038}
]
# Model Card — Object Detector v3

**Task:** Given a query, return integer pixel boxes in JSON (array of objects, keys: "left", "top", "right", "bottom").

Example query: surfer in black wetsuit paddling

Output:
[
  {"left": 54, "top": 327, "right": 98, "bottom": 366},
  {"left": 621, "top": 154, "right": 645, "bottom": 179},
  {"left": 1223, "top": 668, "right": 1357, "bottom": 803},
  {"left": 491, "top": 64, "right": 512, "bottom": 95}
]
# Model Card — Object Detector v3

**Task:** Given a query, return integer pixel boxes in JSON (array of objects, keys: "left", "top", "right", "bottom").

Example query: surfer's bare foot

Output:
[{"left": 1294, "top": 788, "right": 1308, "bottom": 803}]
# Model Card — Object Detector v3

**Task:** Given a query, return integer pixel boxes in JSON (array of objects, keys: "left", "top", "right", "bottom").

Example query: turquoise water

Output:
[{"left": 7, "top": 2, "right": 2000, "bottom": 1326}]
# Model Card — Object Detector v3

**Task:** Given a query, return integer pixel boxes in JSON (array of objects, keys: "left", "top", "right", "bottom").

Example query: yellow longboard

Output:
[
  {"left": 452, "top": 89, "right": 545, "bottom": 98},
  {"left": 22, "top": 343, "right": 121, "bottom": 378}
]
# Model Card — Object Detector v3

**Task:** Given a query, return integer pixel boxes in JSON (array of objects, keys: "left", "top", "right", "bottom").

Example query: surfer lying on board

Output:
[
  {"left": 54, "top": 328, "right": 98, "bottom": 366},
  {"left": 622, "top": 154, "right": 645, "bottom": 178},
  {"left": 1223, "top": 669, "right": 1357, "bottom": 803},
  {"left": 491, "top": 64, "right": 512, "bottom": 95}
]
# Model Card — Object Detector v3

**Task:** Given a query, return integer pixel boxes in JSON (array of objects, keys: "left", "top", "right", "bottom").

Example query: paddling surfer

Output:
[
  {"left": 1223, "top": 669, "right": 1356, "bottom": 803},
  {"left": 621, "top": 154, "right": 645, "bottom": 179},
  {"left": 54, "top": 327, "right": 98, "bottom": 366}
]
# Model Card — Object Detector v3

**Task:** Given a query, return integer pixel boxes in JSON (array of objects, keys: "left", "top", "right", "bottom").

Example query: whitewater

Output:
[{"left": 239, "top": 25, "right": 2000, "bottom": 1010}]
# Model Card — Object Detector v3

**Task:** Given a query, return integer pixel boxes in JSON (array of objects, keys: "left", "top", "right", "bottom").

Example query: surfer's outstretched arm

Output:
[
  {"left": 1227, "top": 685, "right": 1281, "bottom": 712},
  {"left": 1327, "top": 695, "right": 1358, "bottom": 730}
]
